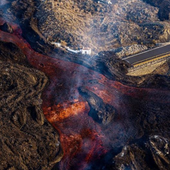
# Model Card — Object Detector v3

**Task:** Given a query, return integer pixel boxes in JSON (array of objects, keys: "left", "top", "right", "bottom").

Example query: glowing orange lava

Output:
[
  {"left": 44, "top": 101, "right": 87, "bottom": 122},
  {"left": 44, "top": 101, "right": 106, "bottom": 170}
]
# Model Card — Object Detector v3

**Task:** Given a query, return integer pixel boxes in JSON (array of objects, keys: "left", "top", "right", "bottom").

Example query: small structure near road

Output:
[
  {"left": 98, "top": 0, "right": 112, "bottom": 4},
  {"left": 51, "top": 42, "right": 61, "bottom": 47},
  {"left": 51, "top": 42, "right": 92, "bottom": 55},
  {"left": 81, "top": 47, "right": 92, "bottom": 55}
]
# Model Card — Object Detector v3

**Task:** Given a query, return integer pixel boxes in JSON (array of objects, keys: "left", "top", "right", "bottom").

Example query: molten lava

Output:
[
  {"left": 44, "top": 100, "right": 107, "bottom": 170},
  {"left": 45, "top": 101, "right": 88, "bottom": 122},
  {"left": 1, "top": 19, "right": 170, "bottom": 170}
]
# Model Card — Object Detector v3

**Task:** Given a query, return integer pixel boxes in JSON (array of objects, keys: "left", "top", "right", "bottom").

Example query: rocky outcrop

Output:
[
  {"left": 113, "top": 144, "right": 152, "bottom": 170},
  {"left": 0, "top": 23, "right": 13, "bottom": 33},
  {"left": 79, "top": 87, "right": 115, "bottom": 125},
  {"left": 143, "top": 0, "right": 170, "bottom": 21},
  {"left": 0, "top": 41, "right": 63, "bottom": 170},
  {"left": 113, "top": 44, "right": 148, "bottom": 58},
  {"left": 109, "top": 135, "right": 170, "bottom": 170}
]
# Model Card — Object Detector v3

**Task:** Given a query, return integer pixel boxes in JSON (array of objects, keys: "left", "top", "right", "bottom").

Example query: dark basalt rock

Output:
[
  {"left": 79, "top": 87, "right": 115, "bottom": 125},
  {"left": 149, "top": 135, "right": 170, "bottom": 170},
  {"left": 0, "top": 42, "right": 63, "bottom": 170},
  {"left": 0, "top": 22, "right": 13, "bottom": 33},
  {"left": 108, "top": 135, "right": 170, "bottom": 170},
  {"left": 112, "top": 144, "right": 152, "bottom": 170},
  {"left": 0, "top": 41, "right": 29, "bottom": 66}
]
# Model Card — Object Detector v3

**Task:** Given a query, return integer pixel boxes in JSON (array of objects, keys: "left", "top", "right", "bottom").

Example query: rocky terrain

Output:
[
  {"left": 0, "top": 0, "right": 170, "bottom": 170},
  {"left": 0, "top": 41, "right": 63, "bottom": 169},
  {"left": 143, "top": 0, "right": 170, "bottom": 21},
  {"left": 4, "top": 0, "right": 169, "bottom": 54},
  {"left": 0, "top": 0, "right": 169, "bottom": 54},
  {"left": 35, "top": 0, "right": 170, "bottom": 53}
]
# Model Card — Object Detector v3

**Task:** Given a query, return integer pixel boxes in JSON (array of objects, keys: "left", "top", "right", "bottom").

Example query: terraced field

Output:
[{"left": 35, "top": 0, "right": 167, "bottom": 53}]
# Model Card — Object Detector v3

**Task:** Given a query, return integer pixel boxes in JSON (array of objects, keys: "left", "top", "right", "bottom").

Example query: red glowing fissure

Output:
[{"left": 1, "top": 19, "right": 170, "bottom": 170}]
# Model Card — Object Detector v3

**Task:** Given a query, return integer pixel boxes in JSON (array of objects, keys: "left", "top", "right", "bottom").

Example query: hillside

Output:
[
  {"left": 5, "top": 0, "right": 169, "bottom": 54},
  {"left": 34, "top": 0, "right": 170, "bottom": 53}
]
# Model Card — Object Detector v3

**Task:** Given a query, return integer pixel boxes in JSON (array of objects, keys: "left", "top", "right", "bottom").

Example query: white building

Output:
[
  {"left": 108, "top": 0, "right": 112, "bottom": 4},
  {"left": 81, "top": 47, "right": 92, "bottom": 55},
  {"left": 51, "top": 42, "right": 92, "bottom": 55},
  {"left": 98, "top": 0, "right": 112, "bottom": 4},
  {"left": 51, "top": 42, "right": 61, "bottom": 47},
  {"left": 66, "top": 47, "right": 80, "bottom": 54}
]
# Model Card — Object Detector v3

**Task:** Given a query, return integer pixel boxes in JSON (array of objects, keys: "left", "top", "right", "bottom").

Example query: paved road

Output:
[{"left": 123, "top": 44, "right": 170, "bottom": 66}]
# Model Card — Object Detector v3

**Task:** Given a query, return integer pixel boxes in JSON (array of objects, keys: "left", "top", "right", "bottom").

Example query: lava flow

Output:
[{"left": 1, "top": 19, "right": 170, "bottom": 170}]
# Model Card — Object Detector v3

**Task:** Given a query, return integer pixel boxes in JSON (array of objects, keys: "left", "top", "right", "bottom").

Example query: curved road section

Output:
[{"left": 123, "top": 44, "right": 170, "bottom": 67}]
